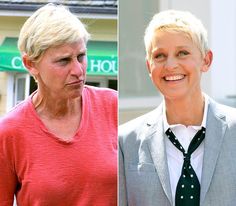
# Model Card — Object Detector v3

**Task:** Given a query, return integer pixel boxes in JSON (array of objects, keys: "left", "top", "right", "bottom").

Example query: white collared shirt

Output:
[{"left": 163, "top": 95, "right": 209, "bottom": 206}]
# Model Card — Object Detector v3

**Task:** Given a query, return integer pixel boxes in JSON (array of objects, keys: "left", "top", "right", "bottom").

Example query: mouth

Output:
[
  {"left": 66, "top": 80, "right": 84, "bottom": 86},
  {"left": 164, "top": 74, "right": 185, "bottom": 81}
]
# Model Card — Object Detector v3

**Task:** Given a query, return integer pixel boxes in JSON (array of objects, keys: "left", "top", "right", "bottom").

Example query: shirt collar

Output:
[{"left": 163, "top": 94, "right": 209, "bottom": 132}]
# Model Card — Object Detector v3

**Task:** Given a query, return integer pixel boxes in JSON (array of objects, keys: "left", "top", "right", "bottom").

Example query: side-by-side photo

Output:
[{"left": 1, "top": 0, "right": 236, "bottom": 206}]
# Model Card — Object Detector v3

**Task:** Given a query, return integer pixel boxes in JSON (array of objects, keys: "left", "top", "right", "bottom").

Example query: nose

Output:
[
  {"left": 164, "top": 56, "right": 178, "bottom": 70},
  {"left": 71, "top": 58, "right": 85, "bottom": 76}
]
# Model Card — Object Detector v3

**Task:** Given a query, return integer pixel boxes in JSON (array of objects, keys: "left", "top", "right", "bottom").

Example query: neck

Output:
[
  {"left": 32, "top": 91, "right": 82, "bottom": 120},
  {"left": 165, "top": 92, "right": 205, "bottom": 126}
]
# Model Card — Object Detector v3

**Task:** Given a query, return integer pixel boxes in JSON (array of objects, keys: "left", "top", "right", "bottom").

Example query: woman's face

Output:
[
  {"left": 33, "top": 40, "right": 87, "bottom": 100},
  {"left": 147, "top": 31, "right": 212, "bottom": 100}
]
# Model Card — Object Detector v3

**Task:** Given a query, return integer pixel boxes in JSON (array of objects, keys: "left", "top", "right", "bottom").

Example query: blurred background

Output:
[
  {"left": 0, "top": 0, "right": 117, "bottom": 117},
  {"left": 119, "top": 0, "right": 236, "bottom": 124}
]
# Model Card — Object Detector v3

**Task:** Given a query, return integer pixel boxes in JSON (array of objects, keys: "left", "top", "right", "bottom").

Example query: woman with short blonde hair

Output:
[{"left": 0, "top": 4, "right": 117, "bottom": 205}]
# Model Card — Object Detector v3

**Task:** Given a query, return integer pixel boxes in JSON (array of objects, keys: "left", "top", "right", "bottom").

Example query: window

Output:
[
  {"left": 14, "top": 74, "right": 30, "bottom": 105},
  {"left": 108, "top": 79, "right": 117, "bottom": 90},
  {"left": 7, "top": 73, "right": 37, "bottom": 111}
]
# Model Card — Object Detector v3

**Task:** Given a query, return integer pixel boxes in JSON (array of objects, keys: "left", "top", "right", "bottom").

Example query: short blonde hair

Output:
[
  {"left": 18, "top": 3, "right": 90, "bottom": 61},
  {"left": 144, "top": 10, "right": 209, "bottom": 60}
]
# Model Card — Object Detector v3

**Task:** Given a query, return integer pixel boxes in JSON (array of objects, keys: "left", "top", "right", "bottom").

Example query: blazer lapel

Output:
[
  {"left": 200, "top": 100, "right": 227, "bottom": 205},
  {"left": 146, "top": 106, "right": 173, "bottom": 205}
]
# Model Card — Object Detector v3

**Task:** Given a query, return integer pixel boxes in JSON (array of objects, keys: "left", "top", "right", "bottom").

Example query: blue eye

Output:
[
  {"left": 58, "top": 58, "right": 70, "bottom": 65},
  {"left": 155, "top": 53, "right": 165, "bottom": 59},
  {"left": 77, "top": 53, "right": 86, "bottom": 63},
  {"left": 178, "top": 50, "right": 189, "bottom": 56}
]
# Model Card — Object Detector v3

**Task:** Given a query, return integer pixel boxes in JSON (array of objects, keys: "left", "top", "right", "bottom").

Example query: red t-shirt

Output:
[{"left": 0, "top": 86, "right": 117, "bottom": 206}]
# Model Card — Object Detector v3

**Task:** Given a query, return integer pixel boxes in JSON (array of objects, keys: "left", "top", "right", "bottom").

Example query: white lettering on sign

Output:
[
  {"left": 90, "top": 60, "right": 102, "bottom": 71},
  {"left": 11, "top": 56, "right": 23, "bottom": 69},
  {"left": 90, "top": 59, "right": 117, "bottom": 74}
]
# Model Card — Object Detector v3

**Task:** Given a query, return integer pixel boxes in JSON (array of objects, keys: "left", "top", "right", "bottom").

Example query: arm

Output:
[
  {"left": 0, "top": 130, "right": 18, "bottom": 206},
  {"left": 0, "top": 155, "right": 17, "bottom": 206},
  {"left": 119, "top": 137, "right": 128, "bottom": 206}
]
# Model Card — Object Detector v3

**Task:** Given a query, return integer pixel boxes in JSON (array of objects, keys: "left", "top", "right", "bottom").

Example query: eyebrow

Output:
[
  {"left": 54, "top": 50, "right": 87, "bottom": 60},
  {"left": 53, "top": 54, "right": 71, "bottom": 62}
]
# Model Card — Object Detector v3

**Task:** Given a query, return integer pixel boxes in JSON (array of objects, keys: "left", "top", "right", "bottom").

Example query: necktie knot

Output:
[{"left": 184, "top": 154, "right": 190, "bottom": 164}]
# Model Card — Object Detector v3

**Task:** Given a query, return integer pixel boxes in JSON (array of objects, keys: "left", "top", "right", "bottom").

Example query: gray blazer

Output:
[{"left": 119, "top": 98, "right": 236, "bottom": 206}]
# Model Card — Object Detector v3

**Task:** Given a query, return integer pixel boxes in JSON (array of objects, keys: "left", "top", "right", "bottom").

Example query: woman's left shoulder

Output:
[
  {"left": 84, "top": 85, "right": 117, "bottom": 100},
  {"left": 210, "top": 99, "right": 236, "bottom": 123}
]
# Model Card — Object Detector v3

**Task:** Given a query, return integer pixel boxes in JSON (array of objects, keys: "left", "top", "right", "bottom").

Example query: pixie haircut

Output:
[
  {"left": 18, "top": 3, "right": 90, "bottom": 61},
  {"left": 144, "top": 10, "right": 209, "bottom": 61}
]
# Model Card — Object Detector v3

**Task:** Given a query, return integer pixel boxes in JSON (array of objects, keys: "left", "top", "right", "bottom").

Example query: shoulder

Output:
[
  {"left": 83, "top": 85, "right": 117, "bottom": 102},
  {"left": 208, "top": 98, "right": 236, "bottom": 126},
  {"left": 0, "top": 99, "right": 30, "bottom": 126},
  {"left": 84, "top": 85, "right": 117, "bottom": 96},
  {"left": 119, "top": 104, "right": 163, "bottom": 143},
  {"left": 83, "top": 86, "right": 117, "bottom": 122},
  {"left": 0, "top": 98, "right": 31, "bottom": 142}
]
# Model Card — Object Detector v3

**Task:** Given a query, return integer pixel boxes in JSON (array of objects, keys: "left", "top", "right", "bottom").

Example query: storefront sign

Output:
[
  {"left": 88, "top": 58, "right": 117, "bottom": 75},
  {"left": 0, "top": 38, "right": 117, "bottom": 76}
]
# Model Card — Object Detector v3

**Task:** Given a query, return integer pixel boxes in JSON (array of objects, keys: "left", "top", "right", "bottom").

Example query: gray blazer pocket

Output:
[{"left": 128, "top": 163, "right": 156, "bottom": 172}]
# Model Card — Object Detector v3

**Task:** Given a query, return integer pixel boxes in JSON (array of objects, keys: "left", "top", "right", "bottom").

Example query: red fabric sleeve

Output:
[{"left": 0, "top": 155, "right": 17, "bottom": 205}]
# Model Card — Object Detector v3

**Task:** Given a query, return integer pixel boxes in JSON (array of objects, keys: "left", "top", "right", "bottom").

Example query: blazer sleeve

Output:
[{"left": 119, "top": 136, "right": 128, "bottom": 206}]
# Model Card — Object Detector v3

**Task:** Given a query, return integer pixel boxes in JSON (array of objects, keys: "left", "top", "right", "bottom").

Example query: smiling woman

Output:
[
  {"left": 147, "top": 30, "right": 212, "bottom": 102},
  {"left": 0, "top": 3, "right": 117, "bottom": 206},
  {"left": 119, "top": 10, "right": 236, "bottom": 206}
]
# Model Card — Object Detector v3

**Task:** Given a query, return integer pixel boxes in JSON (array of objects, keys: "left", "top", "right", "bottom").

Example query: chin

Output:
[{"left": 162, "top": 90, "right": 188, "bottom": 101}]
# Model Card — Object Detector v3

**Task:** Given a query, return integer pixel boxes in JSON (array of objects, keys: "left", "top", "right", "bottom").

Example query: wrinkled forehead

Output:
[{"left": 35, "top": 38, "right": 87, "bottom": 61}]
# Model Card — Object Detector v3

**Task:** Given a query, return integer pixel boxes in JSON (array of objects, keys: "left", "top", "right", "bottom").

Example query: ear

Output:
[
  {"left": 201, "top": 50, "right": 213, "bottom": 72},
  {"left": 22, "top": 54, "right": 39, "bottom": 76},
  {"left": 146, "top": 59, "right": 152, "bottom": 77}
]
